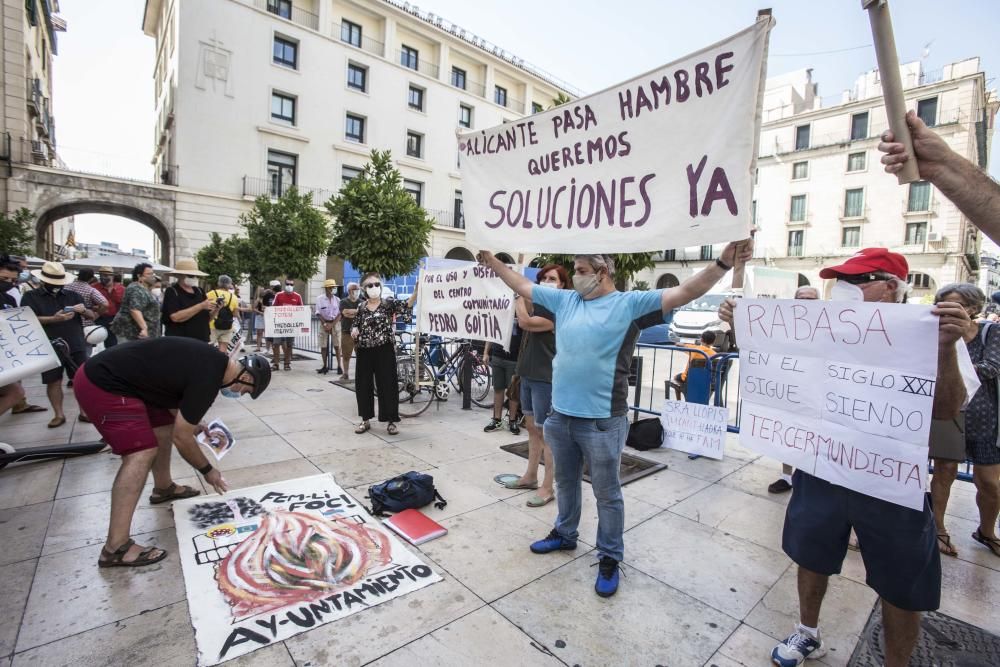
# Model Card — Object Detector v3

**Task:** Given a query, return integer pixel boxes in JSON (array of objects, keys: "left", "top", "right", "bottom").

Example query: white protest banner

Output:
[
  {"left": 417, "top": 262, "right": 515, "bottom": 349},
  {"left": 734, "top": 299, "right": 939, "bottom": 510},
  {"left": 458, "top": 18, "right": 772, "bottom": 253},
  {"left": 0, "top": 307, "right": 60, "bottom": 386},
  {"left": 745, "top": 266, "right": 801, "bottom": 299},
  {"left": 660, "top": 399, "right": 729, "bottom": 460},
  {"left": 174, "top": 473, "right": 442, "bottom": 666},
  {"left": 264, "top": 305, "right": 311, "bottom": 338}
]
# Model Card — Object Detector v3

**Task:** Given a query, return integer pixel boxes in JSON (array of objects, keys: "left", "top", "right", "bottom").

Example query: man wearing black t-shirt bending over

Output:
[{"left": 73, "top": 337, "right": 271, "bottom": 568}]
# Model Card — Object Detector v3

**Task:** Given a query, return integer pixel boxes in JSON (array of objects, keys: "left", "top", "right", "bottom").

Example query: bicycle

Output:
[{"left": 395, "top": 334, "right": 492, "bottom": 417}]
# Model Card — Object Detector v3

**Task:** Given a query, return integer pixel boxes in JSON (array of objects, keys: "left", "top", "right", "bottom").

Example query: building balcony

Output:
[
  {"left": 249, "top": 0, "right": 319, "bottom": 31},
  {"left": 338, "top": 32, "right": 385, "bottom": 58},
  {"left": 453, "top": 79, "right": 486, "bottom": 98},
  {"left": 785, "top": 213, "right": 810, "bottom": 226},
  {"left": 427, "top": 208, "right": 465, "bottom": 229},
  {"left": 26, "top": 78, "right": 42, "bottom": 116},
  {"left": 156, "top": 164, "right": 179, "bottom": 186},
  {"left": 838, "top": 206, "right": 869, "bottom": 222},
  {"left": 397, "top": 50, "right": 439, "bottom": 79},
  {"left": 242, "top": 175, "right": 336, "bottom": 203},
  {"left": 787, "top": 245, "right": 804, "bottom": 257},
  {"left": 902, "top": 199, "right": 939, "bottom": 217}
]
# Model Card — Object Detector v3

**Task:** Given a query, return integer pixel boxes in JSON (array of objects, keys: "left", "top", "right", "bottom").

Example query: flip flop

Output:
[
  {"left": 526, "top": 494, "right": 554, "bottom": 508},
  {"left": 493, "top": 473, "right": 538, "bottom": 490},
  {"left": 148, "top": 483, "right": 201, "bottom": 505},
  {"left": 47, "top": 416, "right": 66, "bottom": 428},
  {"left": 12, "top": 404, "right": 46, "bottom": 414},
  {"left": 972, "top": 528, "right": 1000, "bottom": 557},
  {"left": 937, "top": 531, "right": 959, "bottom": 557}
]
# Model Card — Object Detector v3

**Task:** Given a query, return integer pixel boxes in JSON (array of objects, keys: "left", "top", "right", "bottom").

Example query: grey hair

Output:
[
  {"left": 794, "top": 286, "right": 819, "bottom": 299},
  {"left": 867, "top": 271, "right": 910, "bottom": 303},
  {"left": 347, "top": 281, "right": 359, "bottom": 290},
  {"left": 574, "top": 254, "right": 616, "bottom": 277},
  {"left": 936, "top": 282, "right": 985, "bottom": 310},
  {"left": 218, "top": 274, "right": 233, "bottom": 287}
]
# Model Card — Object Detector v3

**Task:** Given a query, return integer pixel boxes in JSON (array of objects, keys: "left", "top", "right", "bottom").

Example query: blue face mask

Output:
[{"left": 220, "top": 387, "right": 242, "bottom": 399}]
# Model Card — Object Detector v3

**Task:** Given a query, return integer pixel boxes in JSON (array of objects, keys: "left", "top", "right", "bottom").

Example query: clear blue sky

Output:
[{"left": 53, "top": 0, "right": 1000, "bottom": 255}]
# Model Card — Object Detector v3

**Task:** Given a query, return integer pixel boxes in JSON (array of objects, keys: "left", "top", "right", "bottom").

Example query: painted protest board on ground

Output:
[
  {"left": 174, "top": 474, "right": 442, "bottom": 666},
  {"left": 458, "top": 19, "right": 772, "bottom": 253},
  {"left": 734, "top": 299, "right": 938, "bottom": 510},
  {"left": 0, "top": 307, "right": 60, "bottom": 386},
  {"left": 264, "top": 305, "right": 311, "bottom": 338},
  {"left": 417, "top": 263, "right": 515, "bottom": 349},
  {"left": 660, "top": 399, "right": 729, "bottom": 459}
]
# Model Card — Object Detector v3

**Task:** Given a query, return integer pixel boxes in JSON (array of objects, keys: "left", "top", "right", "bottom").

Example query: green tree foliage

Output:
[
  {"left": 632, "top": 280, "right": 650, "bottom": 291},
  {"left": 549, "top": 92, "right": 572, "bottom": 109},
  {"left": 326, "top": 150, "right": 433, "bottom": 278},
  {"left": 239, "top": 187, "right": 330, "bottom": 288},
  {"left": 0, "top": 208, "right": 35, "bottom": 256},
  {"left": 195, "top": 232, "right": 247, "bottom": 285},
  {"left": 534, "top": 252, "right": 656, "bottom": 290}
]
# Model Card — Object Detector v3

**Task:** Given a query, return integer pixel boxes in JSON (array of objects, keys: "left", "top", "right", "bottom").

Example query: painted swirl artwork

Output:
[{"left": 173, "top": 474, "right": 442, "bottom": 665}]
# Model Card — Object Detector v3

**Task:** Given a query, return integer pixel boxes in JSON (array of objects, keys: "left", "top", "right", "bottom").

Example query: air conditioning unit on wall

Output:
[{"left": 926, "top": 231, "right": 942, "bottom": 242}]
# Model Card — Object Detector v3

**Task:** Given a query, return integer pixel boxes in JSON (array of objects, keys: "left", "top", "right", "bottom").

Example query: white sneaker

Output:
[{"left": 771, "top": 626, "right": 826, "bottom": 666}]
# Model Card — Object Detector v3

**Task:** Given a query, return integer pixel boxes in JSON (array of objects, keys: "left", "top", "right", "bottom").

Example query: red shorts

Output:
[{"left": 73, "top": 365, "right": 174, "bottom": 456}]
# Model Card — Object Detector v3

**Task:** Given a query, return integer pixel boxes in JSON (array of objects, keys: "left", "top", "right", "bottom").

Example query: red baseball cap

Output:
[{"left": 818, "top": 248, "right": 909, "bottom": 280}]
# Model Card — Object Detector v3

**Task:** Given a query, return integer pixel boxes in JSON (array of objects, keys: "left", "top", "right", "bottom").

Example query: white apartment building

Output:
[
  {"left": 142, "top": 0, "right": 574, "bottom": 271},
  {"left": 641, "top": 58, "right": 997, "bottom": 300}
]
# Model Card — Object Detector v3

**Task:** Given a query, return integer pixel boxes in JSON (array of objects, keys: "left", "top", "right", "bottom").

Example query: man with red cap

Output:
[{"left": 720, "top": 248, "right": 978, "bottom": 667}]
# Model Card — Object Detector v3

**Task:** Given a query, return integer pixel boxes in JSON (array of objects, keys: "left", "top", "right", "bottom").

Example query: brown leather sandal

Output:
[
  {"left": 149, "top": 482, "right": 201, "bottom": 505},
  {"left": 98, "top": 539, "right": 167, "bottom": 568},
  {"left": 937, "top": 531, "right": 959, "bottom": 557},
  {"left": 972, "top": 528, "right": 1000, "bottom": 557}
]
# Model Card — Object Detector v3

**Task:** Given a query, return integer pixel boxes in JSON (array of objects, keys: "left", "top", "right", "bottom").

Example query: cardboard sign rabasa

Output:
[
  {"left": 734, "top": 298, "right": 940, "bottom": 510},
  {"left": 458, "top": 19, "right": 772, "bottom": 252}
]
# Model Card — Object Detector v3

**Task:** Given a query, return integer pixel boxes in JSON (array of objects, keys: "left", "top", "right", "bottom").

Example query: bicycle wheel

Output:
[
  {"left": 396, "top": 356, "right": 436, "bottom": 418},
  {"left": 470, "top": 361, "right": 493, "bottom": 408}
]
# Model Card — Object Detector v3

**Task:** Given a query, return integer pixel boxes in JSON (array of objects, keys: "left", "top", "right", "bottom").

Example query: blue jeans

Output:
[{"left": 543, "top": 410, "right": 628, "bottom": 562}]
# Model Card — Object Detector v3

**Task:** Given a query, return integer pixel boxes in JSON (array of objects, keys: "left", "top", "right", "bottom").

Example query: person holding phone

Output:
[{"left": 21, "top": 261, "right": 96, "bottom": 428}]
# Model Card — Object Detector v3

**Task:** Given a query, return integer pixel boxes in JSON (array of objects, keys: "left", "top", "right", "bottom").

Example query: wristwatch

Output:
[
  {"left": 715, "top": 258, "right": 732, "bottom": 271},
  {"left": 198, "top": 462, "right": 214, "bottom": 476}
]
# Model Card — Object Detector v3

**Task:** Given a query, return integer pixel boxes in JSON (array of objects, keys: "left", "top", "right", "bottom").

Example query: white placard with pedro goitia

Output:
[
  {"left": 660, "top": 399, "right": 729, "bottom": 460},
  {"left": 264, "top": 306, "right": 311, "bottom": 338},
  {"left": 416, "top": 263, "right": 515, "bottom": 349},
  {"left": 458, "top": 19, "right": 772, "bottom": 253},
  {"left": 0, "top": 307, "right": 60, "bottom": 385},
  {"left": 734, "top": 298, "right": 939, "bottom": 510}
]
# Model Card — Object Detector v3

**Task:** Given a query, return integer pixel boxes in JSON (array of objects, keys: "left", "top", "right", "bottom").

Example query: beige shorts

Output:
[{"left": 210, "top": 328, "right": 235, "bottom": 345}]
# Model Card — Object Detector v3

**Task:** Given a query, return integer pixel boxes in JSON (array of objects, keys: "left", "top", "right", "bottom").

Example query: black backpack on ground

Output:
[
  {"left": 626, "top": 417, "right": 664, "bottom": 451},
  {"left": 367, "top": 471, "right": 447, "bottom": 516}
]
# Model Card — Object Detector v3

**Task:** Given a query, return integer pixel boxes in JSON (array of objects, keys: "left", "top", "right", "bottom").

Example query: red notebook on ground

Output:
[{"left": 381, "top": 509, "right": 448, "bottom": 545}]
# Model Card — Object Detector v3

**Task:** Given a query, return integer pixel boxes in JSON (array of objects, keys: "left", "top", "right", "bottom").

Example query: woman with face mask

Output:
[
  {"left": 351, "top": 273, "right": 419, "bottom": 435},
  {"left": 161, "top": 259, "right": 216, "bottom": 342},
  {"left": 110, "top": 263, "right": 162, "bottom": 342}
]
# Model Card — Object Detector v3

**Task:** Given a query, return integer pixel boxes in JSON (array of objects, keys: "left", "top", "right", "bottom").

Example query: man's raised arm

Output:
[{"left": 477, "top": 251, "right": 534, "bottom": 299}]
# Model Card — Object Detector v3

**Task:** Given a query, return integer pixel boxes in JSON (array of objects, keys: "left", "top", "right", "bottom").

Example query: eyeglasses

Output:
[{"left": 364, "top": 282, "right": 381, "bottom": 288}]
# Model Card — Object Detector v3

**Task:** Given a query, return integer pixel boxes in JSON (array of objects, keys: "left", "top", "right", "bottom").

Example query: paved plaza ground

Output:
[{"left": 1, "top": 352, "right": 998, "bottom": 667}]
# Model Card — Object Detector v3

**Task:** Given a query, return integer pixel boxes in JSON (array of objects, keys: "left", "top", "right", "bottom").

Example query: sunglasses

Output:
[
  {"left": 838, "top": 273, "right": 890, "bottom": 285},
  {"left": 364, "top": 282, "right": 381, "bottom": 288}
]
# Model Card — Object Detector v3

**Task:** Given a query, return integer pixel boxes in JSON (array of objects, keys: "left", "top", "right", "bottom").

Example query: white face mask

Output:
[
  {"left": 572, "top": 273, "right": 600, "bottom": 298},
  {"left": 830, "top": 280, "right": 864, "bottom": 302},
  {"left": 283, "top": 285, "right": 293, "bottom": 293},
  {"left": 366, "top": 286, "right": 381, "bottom": 299},
  {"left": 537, "top": 281, "right": 557, "bottom": 289},
  {"left": 349, "top": 290, "right": 359, "bottom": 299},
  {"left": 184, "top": 277, "right": 199, "bottom": 287}
]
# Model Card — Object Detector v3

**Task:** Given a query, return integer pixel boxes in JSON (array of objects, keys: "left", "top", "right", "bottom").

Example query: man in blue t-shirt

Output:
[{"left": 479, "top": 243, "right": 752, "bottom": 597}]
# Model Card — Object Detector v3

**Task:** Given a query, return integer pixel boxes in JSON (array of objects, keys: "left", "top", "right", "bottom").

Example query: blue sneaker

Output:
[
  {"left": 530, "top": 529, "right": 577, "bottom": 554},
  {"left": 594, "top": 555, "right": 621, "bottom": 597},
  {"left": 770, "top": 626, "right": 826, "bottom": 666}
]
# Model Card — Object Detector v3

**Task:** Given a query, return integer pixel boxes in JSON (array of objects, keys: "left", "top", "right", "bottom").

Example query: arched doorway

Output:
[
  {"left": 36, "top": 201, "right": 171, "bottom": 265},
  {"left": 495, "top": 252, "right": 515, "bottom": 264},
  {"left": 444, "top": 246, "right": 475, "bottom": 261},
  {"left": 656, "top": 273, "right": 679, "bottom": 289},
  {"left": 797, "top": 273, "right": 811, "bottom": 287}
]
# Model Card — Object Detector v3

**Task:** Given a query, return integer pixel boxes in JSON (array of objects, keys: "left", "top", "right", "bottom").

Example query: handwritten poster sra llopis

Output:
[
  {"left": 173, "top": 474, "right": 442, "bottom": 666},
  {"left": 734, "top": 299, "right": 944, "bottom": 511},
  {"left": 458, "top": 18, "right": 772, "bottom": 253}
]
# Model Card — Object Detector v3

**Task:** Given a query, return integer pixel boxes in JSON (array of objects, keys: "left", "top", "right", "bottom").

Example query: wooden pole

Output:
[{"left": 863, "top": 0, "right": 920, "bottom": 184}]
